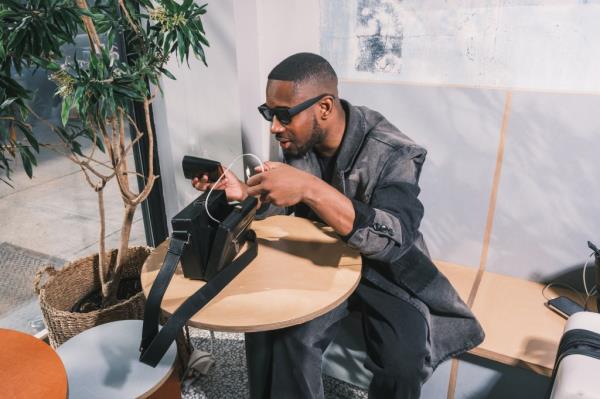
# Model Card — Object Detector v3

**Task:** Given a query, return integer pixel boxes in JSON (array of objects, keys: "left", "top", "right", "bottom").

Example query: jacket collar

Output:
[{"left": 335, "top": 99, "right": 369, "bottom": 173}]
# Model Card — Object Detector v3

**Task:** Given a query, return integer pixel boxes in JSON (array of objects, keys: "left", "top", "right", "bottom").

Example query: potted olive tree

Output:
[{"left": 1, "top": 0, "right": 209, "bottom": 346}]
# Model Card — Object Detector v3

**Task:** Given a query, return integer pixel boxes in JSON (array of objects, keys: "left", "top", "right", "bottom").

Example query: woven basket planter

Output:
[{"left": 35, "top": 246, "right": 150, "bottom": 348}]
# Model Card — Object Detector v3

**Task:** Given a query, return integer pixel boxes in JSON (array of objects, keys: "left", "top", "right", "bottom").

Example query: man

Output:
[{"left": 193, "top": 53, "right": 484, "bottom": 399}]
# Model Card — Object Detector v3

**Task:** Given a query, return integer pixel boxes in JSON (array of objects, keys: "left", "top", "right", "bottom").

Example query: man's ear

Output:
[{"left": 319, "top": 96, "right": 335, "bottom": 120}]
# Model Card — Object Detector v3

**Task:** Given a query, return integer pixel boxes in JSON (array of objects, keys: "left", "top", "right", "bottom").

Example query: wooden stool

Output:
[
  {"left": 0, "top": 328, "right": 68, "bottom": 398},
  {"left": 56, "top": 320, "right": 179, "bottom": 399}
]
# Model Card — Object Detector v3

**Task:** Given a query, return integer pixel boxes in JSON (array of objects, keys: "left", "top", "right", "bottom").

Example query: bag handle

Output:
[{"left": 33, "top": 265, "right": 58, "bottom": 295}]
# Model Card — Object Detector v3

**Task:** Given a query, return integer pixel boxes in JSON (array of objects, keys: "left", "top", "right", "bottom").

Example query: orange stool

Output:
[{"left": 0, "top": 328, "right": 68, "bottom": 398}]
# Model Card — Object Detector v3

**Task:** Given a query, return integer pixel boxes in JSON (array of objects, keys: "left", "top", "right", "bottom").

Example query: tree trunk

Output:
[
  {"left": 97, "top": 189, "right": 110, "bottom": 299},
  {"left": 103, "top": 204, "right": 136, "bottom": 304}
]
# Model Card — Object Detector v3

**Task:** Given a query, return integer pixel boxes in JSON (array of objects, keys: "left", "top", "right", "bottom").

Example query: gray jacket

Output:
[{"left": 260, "top": 99, "right": 484, "bottom": 368}]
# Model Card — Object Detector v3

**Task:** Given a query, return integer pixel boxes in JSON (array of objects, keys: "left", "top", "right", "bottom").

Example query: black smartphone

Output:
[
  {"left": 546, "top": 296, "right": 584, "bottom": 319},
  {"left": 182, "top": 156, "right": 224, "bottom": 182}
]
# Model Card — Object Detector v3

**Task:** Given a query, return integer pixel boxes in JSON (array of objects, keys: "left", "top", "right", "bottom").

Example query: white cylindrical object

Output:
[{"left": 550, "top": 312, "right": 600, "bottom": 399}]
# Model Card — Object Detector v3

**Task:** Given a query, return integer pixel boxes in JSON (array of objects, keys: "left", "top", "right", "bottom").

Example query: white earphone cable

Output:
[
  {"left": 204, "top": 153, "right": 265, "bottom": 223},
  {"left": 582, "top": 252, "right": 594, "bottom": 296}
]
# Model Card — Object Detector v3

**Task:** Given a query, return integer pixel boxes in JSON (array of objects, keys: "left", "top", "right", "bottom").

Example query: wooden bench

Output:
[
  {"left": 437, "top": 261, "right": 569, "bottom": 376},
  {"left": 323, "top": 260, "right": 572, "bottom": 389}
]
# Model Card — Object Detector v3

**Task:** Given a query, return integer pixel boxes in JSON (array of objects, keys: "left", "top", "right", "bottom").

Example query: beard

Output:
[{"left": 283, "top": 116, "right": 326, "bottom": 158}]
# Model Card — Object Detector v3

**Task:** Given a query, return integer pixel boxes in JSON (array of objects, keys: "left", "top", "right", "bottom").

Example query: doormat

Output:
[{"left": 0, "top": 242, "right": 65, "bottom": 317}]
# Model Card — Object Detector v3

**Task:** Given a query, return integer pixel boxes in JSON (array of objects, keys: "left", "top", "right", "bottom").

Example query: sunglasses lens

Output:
[
  {"left": 258, "top": 105, "right": 273, "bottom": 121},
  {"left": 258, "top": 105, "right": 293, "bottom": 124},
  {"left": 274, "top": 110, "right": 291, "bottom": 125}
]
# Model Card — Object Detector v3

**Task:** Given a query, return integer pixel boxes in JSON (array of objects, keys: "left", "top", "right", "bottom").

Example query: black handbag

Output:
[
  {"left": 139, "top": 191, "right": 258, "bottom": 367},
  {"left": 172, "top": 190, "right": 257, "bottom": 280}
]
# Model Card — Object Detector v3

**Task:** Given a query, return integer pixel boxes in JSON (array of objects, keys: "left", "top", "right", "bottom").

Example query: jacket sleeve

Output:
[{"left": 342, "top": 149, "right": 426, "bottom": 263}]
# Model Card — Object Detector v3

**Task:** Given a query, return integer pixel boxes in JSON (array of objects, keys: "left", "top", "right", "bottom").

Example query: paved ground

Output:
[{"left": 0, "top": 119, "right": 145, "bottom": 333}]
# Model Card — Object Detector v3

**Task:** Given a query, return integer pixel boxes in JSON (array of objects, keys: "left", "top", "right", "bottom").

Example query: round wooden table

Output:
[
  {"left": 141, "top": 215, "right": 362, "bottom": 332},
  {"left": 0, "top": 328, "right": 68, "bottom": 399}
]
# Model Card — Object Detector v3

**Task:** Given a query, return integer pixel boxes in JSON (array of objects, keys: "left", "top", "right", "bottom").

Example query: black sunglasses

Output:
[{"left": 257, "top": 93, "right": 334, "bottom": 125}]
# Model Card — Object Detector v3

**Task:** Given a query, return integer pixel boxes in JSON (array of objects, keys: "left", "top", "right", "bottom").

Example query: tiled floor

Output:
[{"left": 183, "top": 329, "right": 368, "bottom": 399}]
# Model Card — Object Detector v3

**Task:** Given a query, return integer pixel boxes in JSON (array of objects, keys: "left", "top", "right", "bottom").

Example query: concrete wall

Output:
[{"left": 152, "top": 0, "right": 600, "bottom": 397}]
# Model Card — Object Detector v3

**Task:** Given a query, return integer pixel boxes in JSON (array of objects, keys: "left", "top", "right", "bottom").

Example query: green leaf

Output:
[
  {"left": 176, "top": 29, "right": 186, "bottom": 63},
  {"left": 19, "top": 148, "right": 33, "bottom": 178},
  {"left": 26, "top": 147, "right": 37, "bottom": 167},
  {"left": 158, "top": 67, "right": 176, "bottom": 80},
  {"left": 61, "top": 96, "right": 73, "bottom": 126},
  {"left": 71, "top": 141, "right": 83, "bottom": 156},
  {"left": 29, "top": 56, "right": 61, "bottom": 72},
  {"left": 0, "top": 97, "right": 17, "bottom": 109},
  {"left": 92, "top": 129, "right": 105, "bottom": 153},
  {"left": 182, "top": 0, "right": 194, "bottom": 11},
  {"left": 19, "top": 124, "right": 39, "bottom": 153}
]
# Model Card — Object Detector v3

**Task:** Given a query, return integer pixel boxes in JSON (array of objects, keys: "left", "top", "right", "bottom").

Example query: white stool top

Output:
[
  {"left": 564, "top": 311, "right": 600, "bottom": 333},
  {"left": 56, "top": 320, "right": 177, "bottom": 399}
]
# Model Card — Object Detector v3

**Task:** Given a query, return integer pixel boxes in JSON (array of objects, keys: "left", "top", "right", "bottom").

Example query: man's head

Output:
[{"left": 259, "top": 53, "right": 343, "bottom": 157}]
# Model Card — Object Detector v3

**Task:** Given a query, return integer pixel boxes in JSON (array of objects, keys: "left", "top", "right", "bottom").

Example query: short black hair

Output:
[{"left": 268, "top": 53, "right": 337, "bottom": 86}]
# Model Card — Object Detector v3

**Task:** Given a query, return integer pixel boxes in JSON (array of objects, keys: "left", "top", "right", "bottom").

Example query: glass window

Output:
[{"left": 0, "top": 33, "right": 146, "bottom": 335}]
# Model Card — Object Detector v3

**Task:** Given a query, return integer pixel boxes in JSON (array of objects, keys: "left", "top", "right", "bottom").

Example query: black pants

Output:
[{"left": 245, "top": 279, "right": 433, "bottom": 399}]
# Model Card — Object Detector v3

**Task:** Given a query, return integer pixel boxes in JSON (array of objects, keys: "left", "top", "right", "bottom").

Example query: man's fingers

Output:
[
  {"left": 192, "top": 174, "right": 214, "bottom": 191},
  {"left": 254, "top": 163, "right": 272, "bottom": 173},
  {"left": 247, "top": 173, "right": 263, "bottom": 187},
  {"left": 214, "top": 179, "right": 228, "bottom": 190},
  {"left": 222, "top": 168, "right": 238, "bottom": 180},
  {"left": 254, "top": 161, "right": 284, "bottom": 173},
  {"left": 247, "top": 186, "right": 259, "bottom": 197},
  {"left": 265, "top": 161, "right": 283, "bottom": 169},
  {"left": 247, "top": 184, "right": 265, "bottom": 197}
]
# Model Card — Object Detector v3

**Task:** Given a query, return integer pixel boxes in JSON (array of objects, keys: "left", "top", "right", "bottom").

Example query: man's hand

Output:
[
  {"left": 191, "top": 169, "right": 248, "bottom": 202},
  {"left": 247, "top": 162, "right": 315, "bottom": 207}
]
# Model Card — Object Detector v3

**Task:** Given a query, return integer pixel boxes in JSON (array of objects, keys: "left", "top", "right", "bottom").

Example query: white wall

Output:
[
  {"left": 236, "top": 0, "right": 321, "bottom": 161},
  {"left": 153, "top": 0, "right": 600, "bottom": 280},
  {"left": 154, "top": 0, "right": 321, "bottom": 224},
  {"left": 153, "top": 0, "right": 244, "bottom": 223}
]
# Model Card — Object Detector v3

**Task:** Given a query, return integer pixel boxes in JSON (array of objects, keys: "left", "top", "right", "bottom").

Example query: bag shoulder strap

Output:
[
  {"left": 139, "top": 230, "right": 257, "bottom": 367},
  {"left": 140, "top": 235, "right": 189, "bottom": 353}
]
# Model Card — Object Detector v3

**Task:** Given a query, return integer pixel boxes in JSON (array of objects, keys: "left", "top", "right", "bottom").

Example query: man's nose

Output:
[{"left": 270, "top": 116, "right": 285, "bottom": 134}]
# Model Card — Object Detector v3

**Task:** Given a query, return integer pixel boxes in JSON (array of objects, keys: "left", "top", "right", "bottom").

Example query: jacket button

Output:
[{"left": 373, "top": 223, "right": 381, "bottom": 230}]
